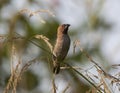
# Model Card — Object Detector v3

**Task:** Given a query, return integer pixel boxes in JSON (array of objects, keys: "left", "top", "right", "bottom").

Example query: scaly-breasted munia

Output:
[{"left": 52, "top": 24, "right": 70, "bottom": 74}]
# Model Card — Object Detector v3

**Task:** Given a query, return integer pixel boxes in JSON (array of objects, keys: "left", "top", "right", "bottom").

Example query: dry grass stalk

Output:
[
  {"left": 18, "top": 9, "right": 55, "bottom": 24},
  {"left": 112, "top": 64, "right": 120, "bottom": 69},
  {"left": 86, "top": 87, "right": 97, "bottom": 93},
  {"left": 4, "top": 43, "right": 21, "bottom": 93},
  {"left": 19, "top": 58, "right": 38, "bottom": 77},
  {"left": 52, "top": 76, "right": 57, "bottom": 93},
  {"left": 61, "top": 66, "right": 82, "bottom": 70},
  {"left": 73, "top": 40, "right": 120, "bottom": 81},
  {"left": 73, "top": 39, "right": 120, "bottom": 92},
  {"left": 3, "top": 41, "right": 39, "bottom": 93},
  {"left": 4, "top": 57, "right": 38, "bottom": 93},
  {"left": 112, "top": 64, "right": 120, "bottom": 67},
  {"left": 0, "top": 34, "right": 7, "bottom": 39},
  {"left": 97, "top": 68, "right": 112, "bottom": 93},
  {"left": 62, "top": 83, "right": 70, "bottom": 93},
  {"left": 35, "top": 35, "right": 53, "bottom": 52},
  {"left": 19, "top": 9, "right": 55, "bottom": 17}
]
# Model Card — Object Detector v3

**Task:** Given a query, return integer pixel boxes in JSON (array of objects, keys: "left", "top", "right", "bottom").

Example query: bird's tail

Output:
[{"left": 53, "top": 61, "right": 60, "bottom": 74}]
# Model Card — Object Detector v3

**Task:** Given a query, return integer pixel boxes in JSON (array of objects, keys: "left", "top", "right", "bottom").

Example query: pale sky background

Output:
[
  {"left": 1, "top": 0, "right": 120, "bottom": 64},
  {"left": 0, "top": 0, "right": 120, "bottom": 93},
  {"left": 1, "top": 0, "right": 120, "bottom": 65}
]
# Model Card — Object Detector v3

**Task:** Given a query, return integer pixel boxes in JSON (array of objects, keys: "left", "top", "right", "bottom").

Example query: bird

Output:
[{"left": 52, "top": 24, "right": 71, "bottom": 74}]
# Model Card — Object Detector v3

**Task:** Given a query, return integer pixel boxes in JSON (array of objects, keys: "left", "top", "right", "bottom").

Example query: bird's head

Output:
[{"left": 57, "top": 24, "right": 70, "bottom": 35}]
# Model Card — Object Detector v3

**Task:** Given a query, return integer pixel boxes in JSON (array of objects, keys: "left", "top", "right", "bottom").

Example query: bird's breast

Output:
[{"left": 53, "top": 34, "right": 70, "bottom": 61}]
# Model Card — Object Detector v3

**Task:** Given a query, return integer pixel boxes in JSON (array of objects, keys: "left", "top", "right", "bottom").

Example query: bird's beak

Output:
[
  {"left": 65, "top": 24, "right": 70, "bottom": 29},
  {"left": 67, "top": 24, "right": 70, "bottom": 27}
]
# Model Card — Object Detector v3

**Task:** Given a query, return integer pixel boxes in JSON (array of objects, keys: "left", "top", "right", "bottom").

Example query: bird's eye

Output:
[{"left": 62, "top": 24, "right": 70, "bottom": 29}]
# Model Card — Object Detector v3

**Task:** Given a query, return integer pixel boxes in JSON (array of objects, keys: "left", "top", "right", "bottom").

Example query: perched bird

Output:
[{"left": 52, "top": 24, "right": 71, "bottom": 74}]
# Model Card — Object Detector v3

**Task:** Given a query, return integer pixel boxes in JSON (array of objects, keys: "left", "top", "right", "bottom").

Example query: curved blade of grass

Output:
[
  {"left": 65, "top": 63, "right": 103, "bottom": 93},
  {"left": 15, "top": 32, "right": 52, "bottom": 55}
]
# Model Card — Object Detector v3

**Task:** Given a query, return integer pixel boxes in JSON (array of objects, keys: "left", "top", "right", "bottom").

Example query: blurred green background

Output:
[{"left": 0, "top": 0, "right": 120, "bottom": 93}]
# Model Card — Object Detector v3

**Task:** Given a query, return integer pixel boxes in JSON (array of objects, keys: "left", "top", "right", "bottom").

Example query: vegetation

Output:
[{"left": 0, "top": 0, "right": 119, "bottom": 93}]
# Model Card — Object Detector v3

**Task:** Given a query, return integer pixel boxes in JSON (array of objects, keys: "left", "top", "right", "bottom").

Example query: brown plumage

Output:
[{"left": 52, "top": 24, "right": 70, "bottom": 74}]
